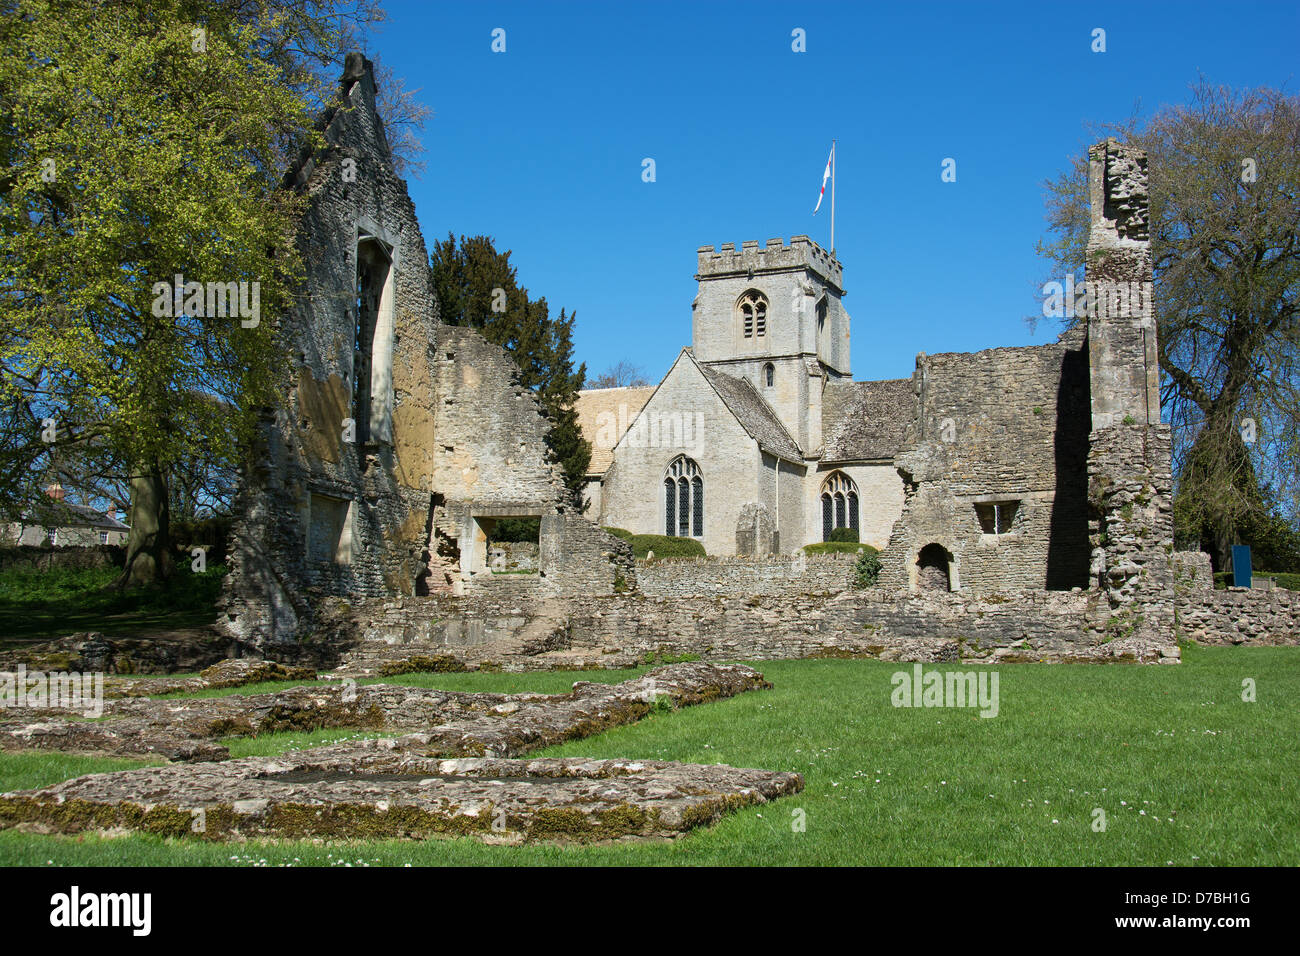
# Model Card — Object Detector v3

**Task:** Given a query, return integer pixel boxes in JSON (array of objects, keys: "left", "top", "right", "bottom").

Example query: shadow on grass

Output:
[{"left": 0, "top": 565, "right": 227, "bottom": 649}]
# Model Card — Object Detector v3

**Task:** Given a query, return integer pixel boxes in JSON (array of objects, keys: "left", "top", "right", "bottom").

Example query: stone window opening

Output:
[
  {"left": 483, "top": 516, "right": 541, "bottom": 575},
  {"left": 763, "top": 362, "right": 774, "bottom": 388},
  {"left": 820, "top": 471, "right": 859, "bottom": 541},
  {"left": 466, "top": 511, "right": 544, "bottom": 579},
  {"left": 975, "top": 500, "right": 1019, "bottom": 535},
  {"left": 664, "top": 455, "right": 703, "bottom": 537},
  {"left": 354, "top": 233, "right": 395, "bottom": 462},
  {"left": 917, "top": 543, "right": 953, "bottom": 592},
  {"left": 737, "top": 290, "right": 768, "bottom": 339},
  {"left": 308, "top": 493, "right": 353, "bottom": 566}
]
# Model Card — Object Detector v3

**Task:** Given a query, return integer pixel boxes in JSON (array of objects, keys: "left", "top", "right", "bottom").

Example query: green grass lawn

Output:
[
  {"left": 0, "top": 564, "right": 227, "bottom": 648},
  {"left": 1, "top": 643, "right": 1296, "bottom": 866}
]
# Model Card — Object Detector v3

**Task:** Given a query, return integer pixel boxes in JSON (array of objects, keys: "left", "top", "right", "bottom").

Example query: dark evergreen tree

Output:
[{"left": 430, "top": 234, "right": 591, "bottom": 495}]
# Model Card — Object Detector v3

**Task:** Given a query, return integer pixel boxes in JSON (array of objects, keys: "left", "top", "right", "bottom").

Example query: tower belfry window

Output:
[{"left": 737, "top": 290, "right": 768, "bottom": 339}]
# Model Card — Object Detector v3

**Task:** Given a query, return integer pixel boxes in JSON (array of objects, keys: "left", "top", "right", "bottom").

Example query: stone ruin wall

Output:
[
  {"left": 877, "top": 341, "right": 1091, "bottom": 594},
  {"left": 1175, "top": 587, "right": 1300, "bottom": 646},
  {"left": 333, "top": 587, "right": 1167, "bottom": 672},
  {"left": 220, "top": 55, "right": 631, "bottom": 651},
  {"left": 429, "top": 324, "right": 633, "bottom": 597},
  {"left": 1082, "top": 139, "right": 1176, "bottom": 644},
  {"left": 324, "top": 571, "right": 1298, "bottom": 675},
  {"left": 1171, "top": 550, "right": 1214, "bottom": 593},
  {"left": 221, "top": 55, "right": 438, "bottom": 649},
  {"left": 634, "top": 553, "right": 853, "bottom": 597},
  {"left": 215, "top": 103, "right": 1278, "bottom": 667}
]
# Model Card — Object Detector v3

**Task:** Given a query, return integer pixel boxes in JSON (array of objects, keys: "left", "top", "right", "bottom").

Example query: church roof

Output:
[
  {"left": 697, "top": 364, "right": 804, "bottom": 462},
  {"left": 574, "top": 385, "right": 655, "bottom": 476},
  {"left": 821, "top": 377, "right": 914, "bottom": 462}
]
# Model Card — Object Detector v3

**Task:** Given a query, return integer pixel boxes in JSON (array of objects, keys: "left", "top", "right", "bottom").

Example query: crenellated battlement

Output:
[{"left": 696, "top": 235, "right": 843, "bottom": 291}]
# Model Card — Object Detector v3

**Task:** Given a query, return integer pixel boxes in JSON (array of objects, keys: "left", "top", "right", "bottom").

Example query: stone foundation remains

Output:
[
  {"left": 0, "top": 662, "right": 802, "bottom": 843},
  {"left": 1, "top": 751, "right": 802, "bottom": 845}
]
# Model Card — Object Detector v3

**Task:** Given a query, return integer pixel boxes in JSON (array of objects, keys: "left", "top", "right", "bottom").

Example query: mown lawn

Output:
[
  {"left": 0, "top": 643, "right": 1296, "bottom": 866},
  {"left": 0, "top": 564, "right": 227, "bottom": 648}
]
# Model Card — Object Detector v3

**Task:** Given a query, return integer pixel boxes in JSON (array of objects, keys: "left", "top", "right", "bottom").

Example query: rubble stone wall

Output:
[
  {"left": 634, "top": 554, "right": 853, "bottom": 597},
  {"left": 339, "top": 588, "right": 1136, "bottom": 671},
  {"left": 877, "top": 341, "right": 1091, "bottom": 594},
  {"left": 1174, "top": 588, "right": 1300, "bottom": 645},
  {"left": 1172, "top": 550, "right": 1214, "bottom": 594},
  {"left": 221, "top": 54, "right": 438, "bottom": 649}
]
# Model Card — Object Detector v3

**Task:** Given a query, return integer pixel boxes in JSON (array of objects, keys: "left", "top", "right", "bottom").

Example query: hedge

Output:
[
  {"left": 629, "top": 534, "right": 706, "bottom": 559},
  {"left": 802, "top": 542, "right": 863, "bottom": 555}
]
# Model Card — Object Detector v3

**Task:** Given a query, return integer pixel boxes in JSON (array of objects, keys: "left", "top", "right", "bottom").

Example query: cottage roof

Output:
[{"left": 575, "top": 385, "right": 656, "bottom": 477}]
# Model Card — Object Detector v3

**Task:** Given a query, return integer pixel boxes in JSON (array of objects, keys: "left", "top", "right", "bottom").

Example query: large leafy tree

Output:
[
  {"left": 1037, "top": 81, "right": 1300, "bottom": 570},
  {"left": 0, "top": 0, "right": 374, "bottom": 585},
  {"left": 430, "top": 234, "right": 591, "bottom": 495}
]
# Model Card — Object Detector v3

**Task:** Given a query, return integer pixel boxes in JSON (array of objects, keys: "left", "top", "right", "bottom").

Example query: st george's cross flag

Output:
[{"left": 813, "top": 142, "right": 834, "bottom": 214}]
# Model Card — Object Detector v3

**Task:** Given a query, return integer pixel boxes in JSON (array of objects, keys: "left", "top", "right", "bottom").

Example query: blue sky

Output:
[{"left": 366, "top": 0, "right": 1298, "bottom": 384}]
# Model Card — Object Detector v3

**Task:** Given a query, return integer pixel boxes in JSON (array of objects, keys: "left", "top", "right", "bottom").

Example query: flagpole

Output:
[{"left": 830, "top": 139, "right": 836, "bottom": 254}]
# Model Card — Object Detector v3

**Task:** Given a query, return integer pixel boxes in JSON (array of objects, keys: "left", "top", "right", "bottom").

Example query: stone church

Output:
[
  {"left": 578, "top": 236, "right": 912, "bottom": 557},
  {"left": 579, "top": 137, "right": 1162, "bottom": 601}
]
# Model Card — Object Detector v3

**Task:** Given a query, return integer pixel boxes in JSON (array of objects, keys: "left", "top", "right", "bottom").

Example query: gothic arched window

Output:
[
  {"left": 664, "top": 456, "right": 704, "bottom": 537},
  {"left": 820, "top": 471, "right": 860, "bottom": 541},
  {"left": 763, "top": 362, "right": 775, "bottom": 387},
  {"left": 737, "top": 290, "right": 768, "bottom": 339}
]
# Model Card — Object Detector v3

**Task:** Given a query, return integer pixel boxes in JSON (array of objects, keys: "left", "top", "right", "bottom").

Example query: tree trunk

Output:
[{"left": 117, "top": 467, "right": 173, "bottom": 588}]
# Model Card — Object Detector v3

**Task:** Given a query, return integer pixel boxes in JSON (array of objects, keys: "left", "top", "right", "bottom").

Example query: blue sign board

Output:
[{"left": 1232, "top": 545, "right": 1252, "bottom": 589}]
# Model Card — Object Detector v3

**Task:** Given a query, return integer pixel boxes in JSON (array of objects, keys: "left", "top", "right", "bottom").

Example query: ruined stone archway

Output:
[{"left": 916, "top": 543, "right": 954, "bottom": 592}]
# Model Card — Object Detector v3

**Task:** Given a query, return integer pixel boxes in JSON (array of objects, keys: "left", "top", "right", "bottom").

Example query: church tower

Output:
[{"left": 690, "top": 236, "right": 849, "bottom": 452}]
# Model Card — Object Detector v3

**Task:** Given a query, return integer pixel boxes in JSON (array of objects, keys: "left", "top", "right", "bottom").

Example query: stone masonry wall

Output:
[
  {"left": 221, "top": 54, "right": 628, "bottom": 646},
  {"left": 1175, "top": 588, "right": 1300, "bottom": 645},
  {"left": 221, "top": 54, "right": 438, "bottom": 649},
  {"left": 877, "top": 341, "right": 1091, "bottom": 594},
  {"left": 333, "top": 587, "right": 1179, "bottom": 674},
  {"left": 429, "top": 325, "right": 634, "bottom": 596},
  {"left": 634, "top": 553, "right": 853, "bottom": 597},
  {"left": 1172, "top": 550, "right": 1214, "bottom": 594},
  {"left": 431, "top": 325, "right": 567, "bottom": 506},
  {"left": 330, "top": 582, "right": 1300, "bottom": 676},
  {"left": 1086, "top": 422, "right": 1176, "bottom": 646}
]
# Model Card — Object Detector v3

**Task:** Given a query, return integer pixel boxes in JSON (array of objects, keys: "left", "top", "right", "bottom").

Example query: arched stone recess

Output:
[{"left": 916, "top": 542, "right": 958, "bottom": 592}]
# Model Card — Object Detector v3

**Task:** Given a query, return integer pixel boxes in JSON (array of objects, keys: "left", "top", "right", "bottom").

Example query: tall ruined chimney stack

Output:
[
  {"left": 1084, "top": 139, "right": 1175, "bottom": 624},
  {"left": 1085, "top": 138, "right": 1161, "bottom": 429}
]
